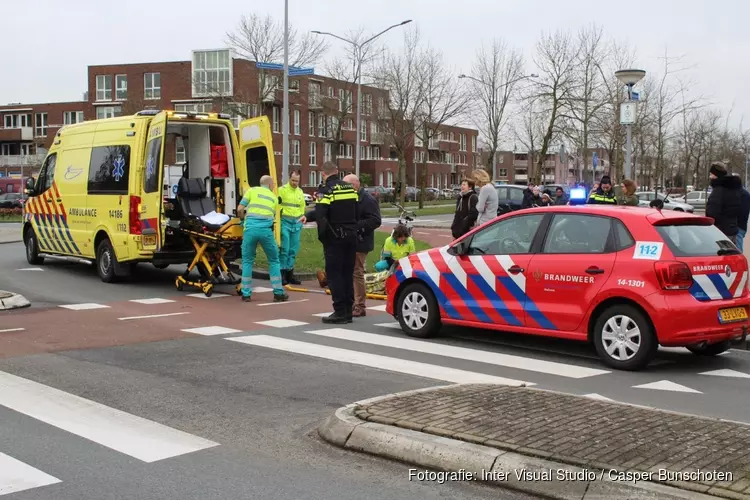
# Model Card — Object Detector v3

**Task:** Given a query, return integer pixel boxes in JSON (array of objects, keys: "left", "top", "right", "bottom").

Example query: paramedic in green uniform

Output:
[
  {"left": 237, "top": 175, "right": 289, "bottom": 303},
  {"left": 277, "top": 171, "right": 307, "bottom": 285}
]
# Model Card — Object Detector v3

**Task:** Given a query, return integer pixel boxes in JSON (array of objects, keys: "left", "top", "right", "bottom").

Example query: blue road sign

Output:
[
  {"left": 256, "top": 62, "right": 283, "bottom": 70},
  {"left": 288, "top": 68, "right": 314, "bottom": 76},
  {"left": 592, "top": 152, "right": 599, "bottom": 168}
]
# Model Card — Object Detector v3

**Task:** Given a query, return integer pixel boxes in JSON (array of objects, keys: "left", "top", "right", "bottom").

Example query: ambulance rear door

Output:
[
  {"left": 140, "top": 111, "right": 167, "bottom": 251},
  {"left": 237, "top": 116, "right": 280, "bottom": 243}
]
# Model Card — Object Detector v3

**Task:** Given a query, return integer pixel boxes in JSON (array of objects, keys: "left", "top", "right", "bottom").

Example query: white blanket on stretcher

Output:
[{"left": 200, "top": 211, "right": 230, "bottom": 226}]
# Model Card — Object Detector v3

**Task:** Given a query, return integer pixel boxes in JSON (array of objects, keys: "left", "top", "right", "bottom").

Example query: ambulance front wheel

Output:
[{"left": 24, "top": 227, "right": 44, "bottom": 265}]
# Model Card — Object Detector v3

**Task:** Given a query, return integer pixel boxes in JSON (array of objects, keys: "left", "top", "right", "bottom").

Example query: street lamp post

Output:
[
  {"left": 312, "top": 20, "right": 412, "bottom": 177},
  {"left": 457, "top": 73, "right": 538, "bottom": 178},
  {"left": 615, "top": 69, "right": 646, "bottom": 181},
  {"left": 281, "top": 0, "right": 290, "bottom": 184}
]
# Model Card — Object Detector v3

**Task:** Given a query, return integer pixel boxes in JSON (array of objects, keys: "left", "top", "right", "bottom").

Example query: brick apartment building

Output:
[
  {"left": 481, "top": 147, "right": 612, "bottom": 186},
  {"left": 0, "top": 48, "right": 480, "bottom": 190}
]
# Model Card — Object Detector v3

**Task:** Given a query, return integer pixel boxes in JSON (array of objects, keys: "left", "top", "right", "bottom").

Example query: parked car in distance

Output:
[
  {"left": 0, "top": 192, "right": 24, "bottom": 209},
  {"left": 496, "top": 185, "right": 527, "bottom": 215},
  {"left": 684, "top": 190, "right": 708, "bottom": 210},
  {"left": 441, "top": 188, "right": 456, "bottom": 199},
  {"left": 636, "top": 192, "right": 694, "bottom": 212}
]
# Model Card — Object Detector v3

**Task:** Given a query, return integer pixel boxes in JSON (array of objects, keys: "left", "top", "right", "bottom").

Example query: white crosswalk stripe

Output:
[
  {"left": 0, "top": 371, "right": 219, "bottom": 463},
  {"left": 0, "top": 452, "right": 60, "bottom": 496},
  {"left": 304, "top": 328, "right": 609, "bottom": 379},
  {"left": 228, "top": 335, "right": 532, "bottom": 386}
]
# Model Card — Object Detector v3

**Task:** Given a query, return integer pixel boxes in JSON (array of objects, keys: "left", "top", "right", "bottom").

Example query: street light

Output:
[
  {"left": 615, "top": 68, "right": 646, "bottom": 181},
  {"left": 312, "top": 19, "right": 412, "bottom": 177}
]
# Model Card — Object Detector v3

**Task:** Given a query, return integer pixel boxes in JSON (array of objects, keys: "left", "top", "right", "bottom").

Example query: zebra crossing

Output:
[{"left": 0, "top": 371, "right": 218, "bottom": 496}]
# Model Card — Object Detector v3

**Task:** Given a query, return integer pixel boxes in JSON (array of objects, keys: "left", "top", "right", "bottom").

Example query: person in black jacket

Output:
[
  {"left": 706, "top": 162, "right": 743, "bottom": 244},
  {"left": 451, "top": 179, "right": 479, "bottom": 238},
  {"left": 738, "top": 184, "right": 750, "bottom": 252}
]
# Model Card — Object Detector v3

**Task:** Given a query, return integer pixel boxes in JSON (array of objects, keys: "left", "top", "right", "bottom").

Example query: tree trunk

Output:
[
  {"left": 398, "top": 153, "right": 407, "bottom": 204},
  {"left": 419, "top": 154, "right": 428, "bottom": 210}
]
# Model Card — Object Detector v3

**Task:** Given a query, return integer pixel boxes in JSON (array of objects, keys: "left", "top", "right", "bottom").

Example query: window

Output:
[
  {"left": 363, "top": 94, "right": 372, "bottom": 115},
  {"left": 339, "top": 89, "right": 352, "bottom": 113},
  {"left": 309, "top": 170, "right": 318, "bottom": 186},
  {"left": 294, "top": 109, "right": 300, "bottom": 135},
  {"left": 498, "top": 168, "right": 508, "bottom": 177},
  {"left": 324, "top": 143, "right": 332, "bottom": 162},
  {"left": 472, "top": 135, "right": 477, "bottom": 152},
  {"left": 509, "top": 188, "right": 524, "bottom": 204},
  {"left": 36, "top": 153, "right": 57, "bottom": 194},
  {"left": 34, "top": 113, "right": 48, "bottom": 137},
  {"left": 309, "top": 141, "right": 317, "bottom": 166},
  {"left": 318, "top": 115, "right": 326, "bottom": 137},
  {"left": 3, "top": 115, "right": 12, "bottom": 128},
  {"left": 175, "top": 137, "right": 186, "bottom": 164},
  {"left": 88, "top": 145, "right": 131, "bottom": 194},
  {"left": 309, "top": 112, "right": 315, "bottom": 137},
  {"left": 371, "top": 145, "right": 380, "bottom": 158},
  {"left": 360, "top": 119, "right": 367, "bottom": 142},
  {"left": 309, "top": 81, "right": 322, "bottom": 107},
  {"left": 174, "top": 103, "right": 211, "bottom": 113},
  {"left": 144, "top": 73, "right": 161, "bottom": 99},
  {"left": 543, "top": 214, "right": 611, "bottom": 254},
  {"left": 96, "top": 107, "right": 121, "bottom": 120},
  {"left": 328, "top": 86, "right": 335, "bottom": 98},
  {"left": 96, "top": 75, "right": 112, "bottom": 101},
  {"left": 291, "top": 140, "right": 300, "bottom": 165},
  {"left": 387, "top": 171, "right": 393, "bottom": 186},
  {"left": 339, "top": 143, "right": 346, "bottom": 157},
  {"left": 459, "top": 133, "right": 467, "bottom": 151},
  {"left": 378, "top": 97, "right": 386, "bottom": 118},
  {"left": 115, "top": 75, "right": 127, "bottom": 100},
  {"left": 613, "top": 220, "right": 635, "bottom": 251},
  {"left": 468, "top": 214, "right": 544, "bottom": 255},
  {"left": 249, "top": 104, "right": 258, "bottom": 117},
  {"left": 378, "top": 172, "right": 384, "bottom": 186},
  {"left": 272, "top": 107, "right": 280, "bottom": 133},
  {"left": 63, "top": 111, "right": 84, "bottom": 125},
  {"left": 192, "top": 49, "right": 232, "bottom": 96},
  {"left": 144, "top": 137, "right": 163, "bottom": 193},
  {"left": 656, "top": 224, "right": 737, "bottom": 257},
  {"left": 686, "top": 192, "right": 701, "bottom": 202}
]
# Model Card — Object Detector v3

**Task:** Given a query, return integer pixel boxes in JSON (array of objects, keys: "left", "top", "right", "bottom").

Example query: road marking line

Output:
[
  {"left": 181, "top": 326, "right": 243, "bottom": 336},
  {"left": 305, "top": 328, "right": 609, "bottom": 379},
  {"left": 583, "top": 393, "right": 614, "bottom": 401},
  {"left": 374, "top": 322, "right": 400, "bottom": 329},
  {"left": 118, "top": 312, "right": 190, "bottom": 321},
  {"left": 58, "top": 303, "right": 110, "bottom": 310},
  {"left": 415, "top": 231, "right": 430, "bottom": 235},
  {"left": 367, "top": 304, "right": 387, "bottom": 312},
  {"left": 0, "top": 452, "right": 61, "bottom": 496},
  {"left": 227, "top": 335, "right": 531, "bottom": 386},
  {"left": 15, "top": 268, "right": 43, "bottom": 271},
  {"left": 632, "top": 380, "right": 702, "bottom": 394},
  {"left": 256, "top": 319, "right": 309, "bottom": 328},
  {"left": 252, "top": 287, "right": 274, "bottom": 293},
  {"left": 256, "top": 298, "right": 309, "bottom": 306},
  {"left": 129, "top": 298, "right": 176, "bottom": 305},
  {"left": 0, "top": 371, "right": 219, "bottom": 463},
  {"left": 699, "top": 369, "right": 750, "bottom": 379},
  {"left": 312, "top": 312, "right": 332, "bottom": 317},
  {"left": 0, "top": 328, "right": 24, "bottom": 333},
  {"left": 186, "top": 293, "right": 230, "bottom": 299},
  {"left": 437, "top": 233, "right": 452, "bottom": 238}
]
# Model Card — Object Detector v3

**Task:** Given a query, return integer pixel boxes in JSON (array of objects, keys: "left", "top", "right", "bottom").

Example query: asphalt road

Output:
[{"left": 0, "top": 242, "right": 535, "bottom": 500}]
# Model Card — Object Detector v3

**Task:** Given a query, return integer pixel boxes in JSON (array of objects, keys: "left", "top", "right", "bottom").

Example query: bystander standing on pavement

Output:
[
  {"left": 706, "top": 162, "right": 742, "bottom": 244},
  {"left": 305, "top": 162, "right": 359, "bottom": 324},
  {"left": 473, "top": 169, "right": 498, "bottom": 226},
  {"left": 553, "top": 186, "right": 568, "bottom": 205},
  {"left": 619, "top": 178, "right": 639, "bottom": 206},
  {"left": 738, "top": 182, "right": 750, "bottom": 252},
  {"left": 450, "top": 178, "right": 478, "bottom": 239},
  {"left": 277, "top": 171, "right": 306, "bottom": 285},
  {"left": 587, "top": 176, "right": 617, "bottom": 204}
]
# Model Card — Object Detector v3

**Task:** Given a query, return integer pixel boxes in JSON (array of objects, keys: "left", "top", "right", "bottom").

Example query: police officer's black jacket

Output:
[
  {"left": 707, "top": 174, "right": 743, "bottom": 237},
  {"left": 355, "top": 188, "right": 381, "bottom": 253},
  {"left": 305, "top": 174, "right": 359, "bottom": 244}
]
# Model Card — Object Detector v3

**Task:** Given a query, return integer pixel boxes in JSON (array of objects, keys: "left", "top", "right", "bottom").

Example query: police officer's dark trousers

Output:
[{"left": 324, "top": 231, "right": 357, "bottom": 318}]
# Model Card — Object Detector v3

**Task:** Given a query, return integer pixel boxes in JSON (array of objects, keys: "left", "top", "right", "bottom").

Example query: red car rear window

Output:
[{"left": 656, "top": 225, "right": 739, "bottom": 257}]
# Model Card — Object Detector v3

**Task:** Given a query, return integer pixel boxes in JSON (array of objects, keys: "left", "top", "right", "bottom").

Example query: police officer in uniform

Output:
[
  {"left": 237, "top": 175, "right": 289, "bottom": 303},
  {"left": 305, "top": 162, "right": 359, "bottom": 324},
  {"left": 277, "top": 171, "right": 306, "bottom": 285},
  {"left": 587, "top": 175, "right": 618, "bottom": 204}
]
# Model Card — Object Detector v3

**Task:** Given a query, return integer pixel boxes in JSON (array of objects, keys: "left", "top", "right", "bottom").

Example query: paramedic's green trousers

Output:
[
  {"left": 241, "top": 226, "right": 284, "bottom": 297},
  {"left": 279, "top": 217, "right": 302, "bottom": 270}
]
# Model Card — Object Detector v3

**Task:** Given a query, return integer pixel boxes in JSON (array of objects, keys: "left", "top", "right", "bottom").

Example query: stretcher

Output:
[{"left": 172, "top": 177, "right": 244, "bottom": 297}]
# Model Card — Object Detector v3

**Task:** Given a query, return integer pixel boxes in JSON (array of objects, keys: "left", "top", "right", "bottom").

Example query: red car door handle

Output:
[
  {"left": 586, "top": 267, "right": 605, "bottom": 275},
  {"left": 508, "top": 265, "right": 524, "bottom": 274}
]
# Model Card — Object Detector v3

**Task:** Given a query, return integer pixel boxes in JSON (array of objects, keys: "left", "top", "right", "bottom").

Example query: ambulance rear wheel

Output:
[
  {"left": 96, "top": 239, "right": 118, "bottom": 283},
  {"left": 24, "top": 227, "right": 44, "bottom": 265}
]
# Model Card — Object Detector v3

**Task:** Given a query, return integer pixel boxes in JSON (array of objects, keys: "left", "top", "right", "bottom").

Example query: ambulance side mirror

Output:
[{"left": 25, "top": 177, "right": 35, "bottom": 195}]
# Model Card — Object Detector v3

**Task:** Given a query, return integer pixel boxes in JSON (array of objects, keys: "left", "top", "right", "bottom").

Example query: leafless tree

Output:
[
  {"left": 466, "top": 39, "right": 524, "bottom": 177},
  {"left": 371, "top": 28, "right": 426, "bottom": 203},
  {"left": 513, "top": 97, "right": 548, "bottom": 183},
  {"left": 413, "top": 46, "right": 470, "bottom": 208},
  {"left": 528, "top": 30, "right": 577, "bottom": 184}
]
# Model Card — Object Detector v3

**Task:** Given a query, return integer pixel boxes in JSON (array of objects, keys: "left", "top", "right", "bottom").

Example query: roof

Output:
[{"left": 510, "top": 204, "right": 711, "bottom": 223}]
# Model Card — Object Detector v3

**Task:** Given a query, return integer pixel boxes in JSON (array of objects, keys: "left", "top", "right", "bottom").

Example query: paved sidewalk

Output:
[
  {"left": 0, "top": 223, "right": 22, "bottom": 244},
  {"left": 341, "top": 384, "right": 750, "bottom": 500}
]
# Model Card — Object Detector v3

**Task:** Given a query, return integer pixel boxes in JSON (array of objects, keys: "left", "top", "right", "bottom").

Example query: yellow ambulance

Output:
[{"left": 22, "top": 109, "right": 279, "bottom": 282}]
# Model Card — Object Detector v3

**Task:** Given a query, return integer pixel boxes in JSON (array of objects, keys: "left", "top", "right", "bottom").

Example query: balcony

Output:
[
  {"left": 428, "top": 139, "right": 439, "bottom": 150},
  {"left": 369, "top": 132, "right": 387, "bottom": 145},
  {"left": 0, "top": 154, "right": 46, "bottom": 166},
  {"left": 308, "top": 93, "right": 323, "bottom": 109},
  {"left": 0, "top": 127, "right": 33, "bottom": 141}
]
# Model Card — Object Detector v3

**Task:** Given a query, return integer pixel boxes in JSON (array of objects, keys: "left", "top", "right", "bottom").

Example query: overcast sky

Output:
[{"left": 3, "top": 0, "right": 747, "bottom": 128}]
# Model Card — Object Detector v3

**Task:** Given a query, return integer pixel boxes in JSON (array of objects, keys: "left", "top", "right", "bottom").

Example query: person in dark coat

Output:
[
  {"left": 554, "top": 187, "right": 569, "bottom": 205},
  {"left": 451, "top": 179, "right": 479, "bottom": 239},
  {"left": 346, "top": 174, "right": 381, "bottom": 317},
  {"left": 706, "top": 162, "right": 743, "bottom": 244},
  {"left": 587, "top": 175, "right": 617, "bottom": 204},
  {"left": 738, "top": 184, "right": 750, "bottom": 252}
]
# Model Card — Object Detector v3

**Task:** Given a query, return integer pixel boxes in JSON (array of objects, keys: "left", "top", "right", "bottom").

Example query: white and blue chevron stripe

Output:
[{"left": 689, "top": 271, "right": 747, "bottom": 301}]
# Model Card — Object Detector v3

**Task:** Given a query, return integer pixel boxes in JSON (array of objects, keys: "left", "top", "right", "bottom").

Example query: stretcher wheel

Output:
[
  {"left": 175, "top": 280, "right": 183, "bottom": 291},
  {"left": 203, "top": 284, "right": 214, "bottom": 297}
]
